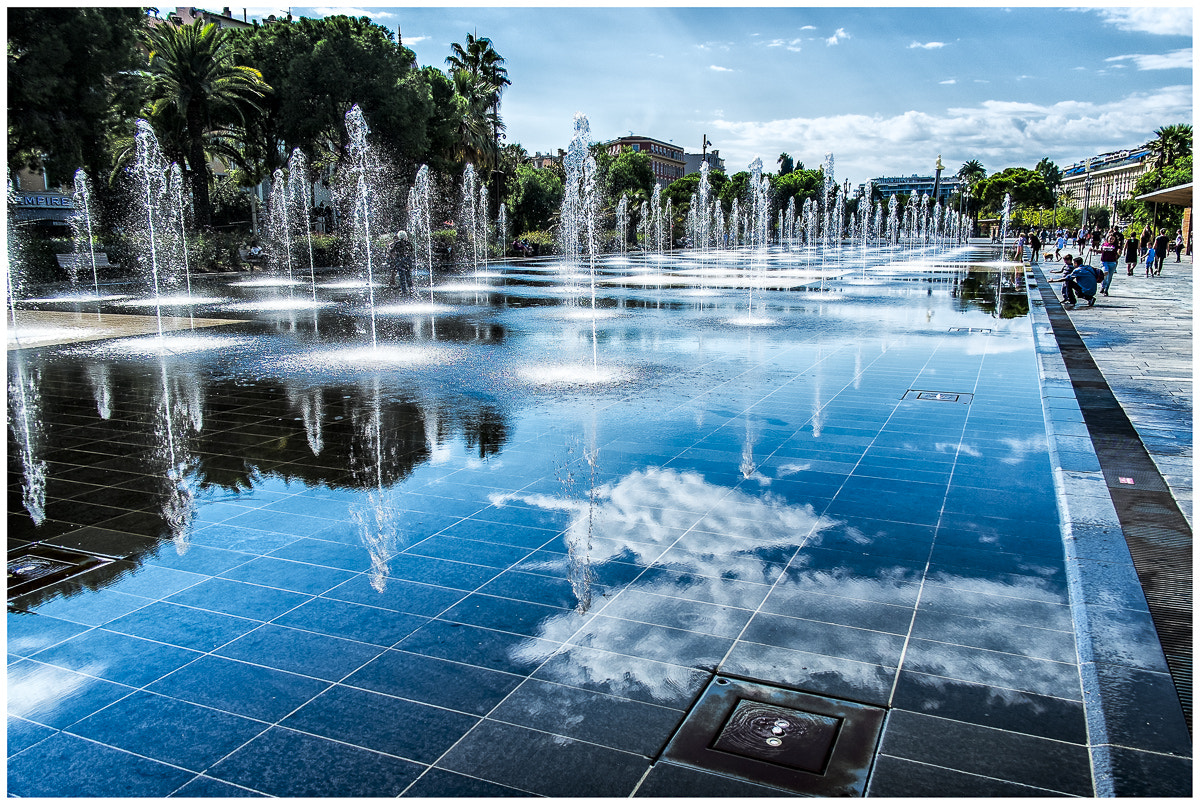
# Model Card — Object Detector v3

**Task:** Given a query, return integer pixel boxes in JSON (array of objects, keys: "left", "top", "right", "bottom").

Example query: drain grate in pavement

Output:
[
  {"left": 7, "top": 544, "right": 113, "bottom": 600},
  {"left": 660, "top": 676, "right": 886, "bottom": 796},
  {"left": 902, "top": 389, "right": 974, "bottom": 404}
]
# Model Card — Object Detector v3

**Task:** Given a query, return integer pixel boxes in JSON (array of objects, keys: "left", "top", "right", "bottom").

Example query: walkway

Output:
[{"left": 1055, "top": 252, "right": 1193, "bottom": 525}]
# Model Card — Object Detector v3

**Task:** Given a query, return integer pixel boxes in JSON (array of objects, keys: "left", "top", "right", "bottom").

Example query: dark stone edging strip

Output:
[{"left": 1028, "top": 264, "right": 1192, "bottom": 796}]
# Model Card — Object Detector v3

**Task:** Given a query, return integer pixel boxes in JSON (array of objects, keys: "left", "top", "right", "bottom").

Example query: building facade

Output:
[
  {"left": 682, "top": 150, "right": 725, "bottom": 176},
  {"left": 1059, "top": 148, "right": 1152, "bottom": 222},
  {"left": 861, "top": 174, "right": 962, "bottom": 205},
  {"left": 606, "top": 136, "right": 687, "bottom": 187}
]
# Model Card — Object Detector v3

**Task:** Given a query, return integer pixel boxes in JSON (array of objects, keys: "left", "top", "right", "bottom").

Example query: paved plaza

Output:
[{"left": 7, "top": 242, "right": 1192, "bottom": 797}]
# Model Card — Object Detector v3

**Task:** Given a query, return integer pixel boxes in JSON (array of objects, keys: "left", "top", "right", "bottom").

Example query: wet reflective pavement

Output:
[{"left": 7, "top": 245, "right": 1189, "bottom": 796}]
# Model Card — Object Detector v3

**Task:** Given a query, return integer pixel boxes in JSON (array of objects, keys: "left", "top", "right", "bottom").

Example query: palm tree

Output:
[
  {"left": 1145, "top": 124, "right": 1192, "bottom": 170},
  {"left": 957, "top": 159, "right": 986, "bottom": 189},
  {"left": 447, "top": 34, "right": 510, "bottom": 201},
  {"left": 142, "top": 20, "right": 270, "bottom": 227},
  {"left": 449, "top": 69, "right": 504, "bottom": 169}
]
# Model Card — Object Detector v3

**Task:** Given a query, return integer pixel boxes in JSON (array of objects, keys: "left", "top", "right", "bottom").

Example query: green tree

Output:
[
  {"left": 228, "top": 16, "right": 429, "bottom": 180},
  {"left": 771, "top": 168, "right": 823, "bottom": 213},
  {"left": 777, "top": 152, "right": 794, "bottom": 176},
  {"left": 974, "top": 167, "right": 1053, "bottom": 214},
  {"left": 606, "top": 149, "right": 655, "bottom": 206},
  {"left": 7, "top": 7, "right": 147, "bottom": 186},
  {"left": 1034, "top": 158, "right": 1062, "bottom": 195},
  {"left": 957, "top": 159, "right": 986, "bottom": 189},
  {"left": 446, "top": 33, "right": 510, "bottom": 200},
  {"left": 143, "top": 20, "right": 270, "bottom": 227},
  {"left": 508, "top": 163, "right": 563, "bottom": 235},
  {"left": 1127, "top": 153, "right": 1191, "bottom": 232}
]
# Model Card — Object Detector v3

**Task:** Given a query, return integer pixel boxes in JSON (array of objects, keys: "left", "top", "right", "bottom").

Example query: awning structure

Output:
[{"left": 1134, "top": 182, "right": 1194, "bottom": 207}]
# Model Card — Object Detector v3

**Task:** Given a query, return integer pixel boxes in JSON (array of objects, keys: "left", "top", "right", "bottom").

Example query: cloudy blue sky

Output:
[{"left": 244, "top": 5, "right": 1192, "bottom": 185}]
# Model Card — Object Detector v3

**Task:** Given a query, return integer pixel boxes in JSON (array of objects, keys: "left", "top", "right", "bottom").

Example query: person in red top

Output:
[{"left": 1098, "top": 233, "right": 1119, "bottom": 295}]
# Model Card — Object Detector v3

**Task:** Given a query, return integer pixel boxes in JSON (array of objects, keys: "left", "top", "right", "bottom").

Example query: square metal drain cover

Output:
[
  {"left": 903, "top": 388, "right": 973, "bottom": 404},
  {"left": 660, "top": 676, "right": 885, "bottom": 796},
  {"left": 7, "top": 545, "right": 113, "bottom": 600}
]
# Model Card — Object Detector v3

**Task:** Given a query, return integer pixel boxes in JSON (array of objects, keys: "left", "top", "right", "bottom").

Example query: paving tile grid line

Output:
[{"left": 1028, "top": 264, "right": 1192, "bottom": 796}]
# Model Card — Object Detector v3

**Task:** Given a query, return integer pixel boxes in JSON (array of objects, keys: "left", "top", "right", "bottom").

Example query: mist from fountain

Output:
[{"left": 8, "top": 353, "right": 47, "bottom": 525}]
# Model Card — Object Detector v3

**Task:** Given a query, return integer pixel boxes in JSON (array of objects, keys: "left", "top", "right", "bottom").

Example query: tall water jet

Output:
[
  {"left": 341, "top": 105, "right": 383, "bottom": 349},
  {"left": 407, "top": 165, "right": 435, "bottom": 301},
  {"left": 457, "top": 164, "right": 479, "bottom": 275},
  {"left": 615, "top": 194, "right": 628, "bottom": 253},
  {"left": 650, "top": 184, "right": 663, "bottom": 253},
  {"left": 169, "top": 164, "right": 193, "bottom": 297},
  {"left": 132, "top": 119, "right": 171, "bottom": 339},
  {"left": 560, "top": 113, "right": 590, "bottom": 262},
  {"left": 822, "top": 152, "right": 835, "bottom": 251},
  {"left": 1000, "top": 193, "right": 1012, "bottom": 262},
  {"left": 887, "top": 194, "right": 899, "bottom": 246},
  {"left": 288, "top": 148, "right": 318, "bottom": 300},
  {"left": 70, "top": 169, "right": 101, "bottom": 295},
  {"left": 497, "top": 202, "right": 508, "bottom": 260},
  {"left": 268, "top": 168, "right": 296, "bottom": 284},
  {"left": 696, "top": 160, "right": 712, "bottom": 252},
  {"left": 479, "top": 179, "right": 489, "bottom": 275}
]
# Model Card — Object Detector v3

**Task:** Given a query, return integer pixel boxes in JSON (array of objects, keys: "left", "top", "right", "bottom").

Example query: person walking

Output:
[
  {"left": 1173, "top": 230, "right": 1184, "bottom": 262},
  {"left": 1013, "top": 231, "right": 1027, "bottom": 263},
  {"left": 1123, "top": 233, "right": 1139, "bottom": 275},
  {"left": 1139, "top": 226, "right": 1153, "bottom": 258},
  {"left": 1029, "top": 230, "right": 1042, "bottom": 264},
  {"left": 1098, "top": 234, "right": 1118, "bottom": 295},
  {"left": 1153, "top": 228, "right": 1169, "bottom": 275}
]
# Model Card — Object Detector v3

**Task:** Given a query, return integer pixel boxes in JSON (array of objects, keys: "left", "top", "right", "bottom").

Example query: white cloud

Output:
[
  {"left": 1106, "top": 48, "right": 1193, "bottom": 70},
  {"left": 767, "top": 38, "right": 804, "bottom": 52},
  {"left": 940, "top": 79, "right": 957, "bottom": 85},
  {"left": 703, "top": 84, "right": 1191, "bottom": 183},
  {"left": 403, "top": 35, "right": 430, "bottom": 45},
  {"left": 826, "top": 27, "right": 849, "bottom": 46},
  {"left": 710, "top": 65, "right": 734, "bottom": 73},
  {"left": 1092, "top": 6, "right": 1192, "bottom": 36},
  {"left": 909, "top": 41, "right": 946, "bottom": 50},
  {"left": 311, "top": 6, "right": 396, "bottom": 18},
  {"left": 800, "top": 25, "right": 817, "bottom": 31}
]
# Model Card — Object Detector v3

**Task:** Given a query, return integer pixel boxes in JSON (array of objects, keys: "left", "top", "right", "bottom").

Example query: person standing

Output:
[
  {"left": 1029, "top": 230, "right": 1042, "bottom": 264},
  {"left": 388, "top": 230, "right": 415, "bottom": 293},
  {"left": 1153, "top": 228, "right": 1169, "bottom": 275},
  {"left": 1014, "top": 231, "right": 1027, "bottom": 263},
  {"left": 1055, "top": 231, "right": 1066, "bottom": 260},
  {"left": 1123, "top": 234, "right": 1139, "bottom": 275},
  {"left": 1139, "top": 226, "right": 1153, "bottom": 258},
  {"left": 1173, "top": 230, "right": 1184, "bottom": 262}
]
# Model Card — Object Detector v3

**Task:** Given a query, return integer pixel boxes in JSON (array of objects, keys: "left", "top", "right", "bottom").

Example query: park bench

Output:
[{"left": 56, "top": 252, "right": 120, "bottom": 271}]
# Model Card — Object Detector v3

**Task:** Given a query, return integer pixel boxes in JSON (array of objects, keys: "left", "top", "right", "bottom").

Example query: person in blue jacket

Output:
[{"left": 1048, "top": 257, "right": 1100, "bottom": 308}]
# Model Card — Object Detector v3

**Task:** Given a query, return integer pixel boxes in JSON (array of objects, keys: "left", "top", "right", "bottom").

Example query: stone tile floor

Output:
[{"left": 6, "top": 244, "right": 1190, "bottom": 796}]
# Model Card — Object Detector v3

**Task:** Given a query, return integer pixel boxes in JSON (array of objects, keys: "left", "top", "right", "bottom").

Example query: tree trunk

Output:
[{"left": 188, "top": 138, "right": 212, "bottom": 230}]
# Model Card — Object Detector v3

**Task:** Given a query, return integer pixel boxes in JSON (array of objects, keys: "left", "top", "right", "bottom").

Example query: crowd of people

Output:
[{"left": 1017, "top": 223, "right": 1188, "bottom": 310}]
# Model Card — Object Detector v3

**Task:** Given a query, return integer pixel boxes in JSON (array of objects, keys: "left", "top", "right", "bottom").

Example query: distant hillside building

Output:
[
  {"left": 605, "top": 136, "right": 687, "bottom": 187},
  {"left": 861, "top": 174, "right": 961, "bottom": 205},
  {"left": 683, "top": 150, "right": 725, "bottom": 176},
  {"left": 154, "top": 7, "right": 255, "bottom": 29}
]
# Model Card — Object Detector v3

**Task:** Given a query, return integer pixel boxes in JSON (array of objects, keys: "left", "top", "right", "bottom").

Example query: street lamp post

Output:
[
  {"left": 932, "top": 154, "right": 945, "bottom": 205},
  {"left": 1081, "top": 157, "right": 1093, "bottom": 233}
]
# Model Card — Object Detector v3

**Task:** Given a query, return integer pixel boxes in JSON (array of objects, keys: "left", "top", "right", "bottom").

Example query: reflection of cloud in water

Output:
[
  {"left": 496, "top": 467, "right": 832, "bottom": 572},
  {"left": 502, "top": 467, "right": 840, "bottom": 694}
]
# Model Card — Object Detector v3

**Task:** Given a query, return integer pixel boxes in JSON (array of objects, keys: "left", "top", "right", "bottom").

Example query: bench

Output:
[
  {"left": 238, "top": 248, "right": 267, "bottom": 269},
  {"left": 56, "top": 252, "right": 120, "bottom": 271}
]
